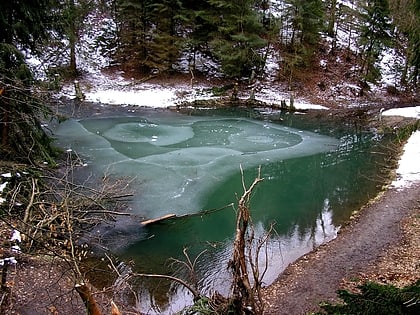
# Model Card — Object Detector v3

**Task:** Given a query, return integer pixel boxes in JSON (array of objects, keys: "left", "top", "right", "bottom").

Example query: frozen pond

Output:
[
  {"left": 55, "top": 114, "right": 337, "bottom": 218},
  {"left": 52, "top": 109, "right": 390, "bottom": 314}
]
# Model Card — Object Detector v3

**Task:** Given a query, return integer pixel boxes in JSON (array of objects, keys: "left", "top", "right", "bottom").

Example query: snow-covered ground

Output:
[
  {"left": 60, "top": 70, "right": 329, "bottom": 110},
  {"left": 391, "top": 129, "right": 420, "bottom": 189},
  {"left": 382, "top": 106, "right": 420, "bottom": 119},
  {"left": 381, "top": 106, "right": 420, "bottom": 189}
]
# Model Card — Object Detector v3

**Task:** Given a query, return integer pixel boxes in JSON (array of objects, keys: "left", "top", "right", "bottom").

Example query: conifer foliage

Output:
[
  {"left": 318, "top": 280, "right": 420, "bottom": 315},
  {"left": 115, "top": 0, "right": 186, "bottom": 73},
  {"left": 207, "top": 0, "right": 267, "bottom": 78},
  {"left": 0, "top": 0, "right": 57, "bottom": 163},
  {"left": 115, "top": 0, "right": 268, "bottom": 78},
  {"left": 359, "top": 0, "right": 393, "bottom": 84}
]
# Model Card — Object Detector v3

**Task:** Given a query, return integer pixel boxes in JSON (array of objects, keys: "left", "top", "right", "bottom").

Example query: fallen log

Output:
[
  {"left": 140, "top": 213, "right": 177, "bottom": 226},
  {"left": 140, "top": 204, "right": 235, "bottom": 226},
  {"left": 75, "top": 282, "right": 102, "bottom": 315}
]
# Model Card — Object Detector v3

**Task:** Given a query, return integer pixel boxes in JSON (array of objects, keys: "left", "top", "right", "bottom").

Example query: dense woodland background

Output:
[{"left": 0, "top": 0, "right": 419, "bottom": 160}]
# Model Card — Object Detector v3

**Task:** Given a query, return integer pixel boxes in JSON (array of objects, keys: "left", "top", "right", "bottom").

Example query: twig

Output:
[
  {"left": 131, "top": 272, "right": 201, "bottom": 301},
  {"left": 23, "top": 178, "right": 36, "bottom": 224}
]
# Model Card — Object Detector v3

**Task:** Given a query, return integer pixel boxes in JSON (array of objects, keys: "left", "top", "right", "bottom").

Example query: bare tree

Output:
[{"left": 229, "top": 165, "right": 270, "bottom": 314}]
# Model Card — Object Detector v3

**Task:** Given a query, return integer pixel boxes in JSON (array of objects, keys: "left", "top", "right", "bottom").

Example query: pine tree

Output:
[
  {"left": 408, "top": 1, "right": 420, "bottom": 86},
  {"left": 115, "top": 0, "right": 185, "bottom": 74},
  {"left": 0, "top": 0, "right": 57, "bottom": 162},
  {"left": 326, "top": 0, "right": 338, "bottom": 37},
  {"left": 63, "top": 0, "right": 94, "bottom": 76},
  {"left": 147, "top": 0, "right": 185, "bottom": 72},
  {"left": 181, "top": 0, "right": 217, "bottom": 71},
  {"left": 358, "top": 0, "right": 393, "bottom": 84},
  {"left": 389, "top": 0, "right": 420, "bottom": 86},
  {"left": 115, "top": 0, "right": 152, "bottom": 72},
  {"left": 285, "top": 0, "right": 325, "bottom": 47},
  {"left": 207, "top": 0, "right": 267, "bottom": 79},
  {"left": 280, "top": 0, "right": 325, "bottom": 85}
]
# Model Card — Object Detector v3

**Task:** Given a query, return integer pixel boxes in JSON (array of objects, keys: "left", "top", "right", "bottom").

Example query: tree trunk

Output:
[
  {"left": 230, "top": 166, "right": 264, "bottom": 314},
  {"left": 327, "top": 0, "right": 337, "bottom": 37},
  {"left": 69, "top": 0, "right": 78, "bottom": 76},
  {"left": 1, "top": 90, "right": 9, "bottom": 148},
  {"left": 75, "top": 283, "right": 102, "bottom": 315}
]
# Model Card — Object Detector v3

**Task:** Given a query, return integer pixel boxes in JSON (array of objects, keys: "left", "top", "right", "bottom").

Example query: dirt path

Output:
[{"left": 263, "top": 183, "right": 420, "bottom": 314}]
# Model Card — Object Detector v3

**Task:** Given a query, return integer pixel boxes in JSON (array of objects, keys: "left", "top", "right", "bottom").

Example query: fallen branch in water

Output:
[
  {"left": 140, "top": 213, "right": 177, "bottom": 226},
  {"left": 140, "top": 203, "right": 234, "bottom": 226},
  {"left": 130, "top": 272, "right": 202, "bottom": 301}
]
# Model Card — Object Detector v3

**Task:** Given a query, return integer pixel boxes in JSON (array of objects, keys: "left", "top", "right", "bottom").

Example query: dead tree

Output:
[{"left": 229, "top": 165, "right": 265, "bottom": 314}]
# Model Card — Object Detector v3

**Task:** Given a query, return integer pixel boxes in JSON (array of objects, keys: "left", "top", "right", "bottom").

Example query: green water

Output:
[{"left": 52, "top": 108, "right": 393, "bottom": 314}]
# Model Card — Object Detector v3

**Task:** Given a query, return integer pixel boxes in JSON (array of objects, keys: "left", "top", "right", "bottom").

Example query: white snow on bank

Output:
[
  {"left": 83, "top": 83, "right": 329, "bottom": 110},
  {"left": 382, "top": 106, "right": 420, "bottom": 189},
  {"left": 86, "top": 88, "right": 178, "bottom": 107},
  {"left": 391, "top": 130, "right": 420, "bottom": 189},
  {"left": 382, "top": 106, "right": 420, "bottom": 119},
  {"left": 65, "top": 71, "right": 329, "bottom": 110}
]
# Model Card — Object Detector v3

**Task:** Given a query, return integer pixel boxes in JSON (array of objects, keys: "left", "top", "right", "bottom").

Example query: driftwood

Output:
[
  {"left": 131, "top": 272, "right": 201, "bottom": 301},
  {"left": 140, "top": 213, "right": 177, "bottom": 226},
  {"left": 230, "top": 165, "right": 265, "bottom": 314},
  {"left": 140, "top": 203, "right": 235, "bottom": 226}
]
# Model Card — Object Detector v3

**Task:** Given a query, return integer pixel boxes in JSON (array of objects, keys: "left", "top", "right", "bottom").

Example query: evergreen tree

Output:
[
  {"left": 148, "top": 0, "right": 185, "bottom": 72},
  {"left": 207, "top": 0, "right": 267, "bottom": 79},
  {"left": 181, "top": 0, "right": 217, "bottom": 71},
  {"left": 358, "top": 0, "right": 392, "bottom": 84},
  {"left": 390, "top": 0, "right": 420, "bottom": 86},
  {"left": 116, "top": 0, "right": 185, "bottom": 74},
  {"left": 285, "top": 0, "right": 325, "bottom": 47},
  {"left": 408, "top": 0, "right": 420, "bottom": 86},
  {"left": 318, "top": 280, "right": 420, "bottom": 315},
  {"left": 326, "top": 0, "right": 338, "bottom": 38},
  {"left": 280, "top": 0, "right": 325, "bottom": 85},
  {"left": 116, "top": 0, "right": 152, "bottom": 72},
  {"left": 0, "top": 0, "right": 57, "bottom": 163},
  {"left": 61, "top": 0, "right": 94, "bottom": 76}
]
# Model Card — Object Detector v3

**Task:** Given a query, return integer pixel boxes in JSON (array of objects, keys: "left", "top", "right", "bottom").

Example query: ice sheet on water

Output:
[
  {"left": 53, "top": 116, "right": 339, "bottom": 218},
  {"left": 103, "top": 122, "right": 194, "bottom": 145},
  {"left": 138, "top": 146, "right": 240, "bottom": 167}
]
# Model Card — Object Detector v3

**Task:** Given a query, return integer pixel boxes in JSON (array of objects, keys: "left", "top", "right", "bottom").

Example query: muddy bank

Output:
[{"left": 262, "top": 182, "right": 420, "bottom": 314}]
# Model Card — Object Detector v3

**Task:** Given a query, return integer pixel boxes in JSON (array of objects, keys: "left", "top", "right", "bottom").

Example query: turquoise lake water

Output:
[{"left": 52, "top": 108, "right": 393, "bottom": 313}]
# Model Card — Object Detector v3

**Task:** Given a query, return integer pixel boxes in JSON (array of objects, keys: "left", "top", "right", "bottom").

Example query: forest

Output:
[{"left": 0, "top": 0, "right": 419, "bottom": 314}]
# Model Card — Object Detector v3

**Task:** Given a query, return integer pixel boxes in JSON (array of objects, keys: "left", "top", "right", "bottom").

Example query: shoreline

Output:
[{"left": 262, "top": 182, "right": 420, "bottom": 314}]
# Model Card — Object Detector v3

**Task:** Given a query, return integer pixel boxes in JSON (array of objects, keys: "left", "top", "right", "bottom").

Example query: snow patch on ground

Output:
[
  {"left": 60, "top": 70, "right": 330, "bottom": 110},
  {"left": 383, "top": 106, "right": 420, "bottom": 119},
  {"left": 391, "top": 130, "right": 420, "bottom": 189},
  {"left": 382, "top": 106, "right": 420, "bottom": 188}
]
